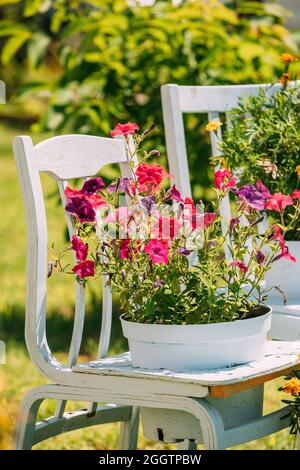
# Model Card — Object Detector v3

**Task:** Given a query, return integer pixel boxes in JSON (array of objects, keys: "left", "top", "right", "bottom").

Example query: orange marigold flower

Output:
[
  {"left": 281, "top": 377, "right": 300, "bottom": 396},
  {"left": 295, "top": 165, "right": 300, "bottom": 178},
  {"left": 280, "top": 53, "right": 298, "bottom": 63},
  {"left": 206, "top": 120, "right": 222, "bottom": 132},
  {"left": 279, "top": 72, "right": 292, "bottom": 86}
]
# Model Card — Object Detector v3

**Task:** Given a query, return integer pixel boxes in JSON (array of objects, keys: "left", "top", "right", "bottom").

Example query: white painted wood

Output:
[
  {"left": 34, "top": 134, "right": 128, "bottom": 179},
  {"left": 161, "top": 84, "right": 192, "bottom": 199},
  {"left": 34, "top": 405, "right": 131, "bottom": 446},
  {"left": 55, "top": 180, "right": 86, "bottom": 418},
  {"left": 0, "top": 80, "right": 5, "bottom": 103},
  {"left": 14, "top": 384, "right": 226, "bottom": 450},
  {"left": 176, "top": 83, "right": 291, "bottom": 113},
  {"left": 119, "top": 406, "right": 140, "bottom": 450},
  {"left": 72, "top": 341, "right": 300, "bottom": 386}
]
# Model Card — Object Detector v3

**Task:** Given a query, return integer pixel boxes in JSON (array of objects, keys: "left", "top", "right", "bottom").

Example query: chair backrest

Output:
[
  {"left": 13, "top": 134, "right": 132, "bottom": 382},
  {"left": 161, "top": 82, "right": 300, "bottom": 260},
  {"left": 161, "top": 83, "right": 299, "bottom": 200}
]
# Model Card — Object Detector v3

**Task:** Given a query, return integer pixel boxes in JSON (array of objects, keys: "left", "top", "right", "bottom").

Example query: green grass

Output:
[{"left": 0, "top": 121, "right": 296, "bottom": 450}]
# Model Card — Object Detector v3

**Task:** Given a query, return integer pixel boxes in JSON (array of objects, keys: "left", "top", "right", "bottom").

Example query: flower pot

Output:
[
  {"left": 266, "top": 241, "right": 300, "bottom": 340},
  {"left": 265, "top": 241, "right": 300, "bottom": 301},
  {"left": 120, "top": 307, "right": 272, "bottom": 371}
]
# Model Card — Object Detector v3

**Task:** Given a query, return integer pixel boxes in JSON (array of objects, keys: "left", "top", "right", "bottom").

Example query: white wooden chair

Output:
[
  {"left": 161, "top": 82, "right": 300, "bottom": 341},
  {"left": 13, "top": 132, "right": 300, "bottom": 450}
]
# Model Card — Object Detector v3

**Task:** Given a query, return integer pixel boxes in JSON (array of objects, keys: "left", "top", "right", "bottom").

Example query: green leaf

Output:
[
  {"left": 1, "top": 34, "right": 30, "bottom": 65},
  {"left": 28, "top": 32, "right": 50, "bottom": 68}
]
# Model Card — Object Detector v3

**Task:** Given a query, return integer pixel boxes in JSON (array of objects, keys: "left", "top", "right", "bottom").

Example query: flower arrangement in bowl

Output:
[
  {"left": 53, "top": 123, "right": 300, "bottom": 370},
  {"left": 217, "top": 53, "right": 300, "bottom": 309}
]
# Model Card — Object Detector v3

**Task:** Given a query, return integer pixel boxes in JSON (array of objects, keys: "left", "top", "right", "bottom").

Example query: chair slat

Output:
[
  {"left": 177, "top": 83, "right": 285, "bottom": 113},
  {"left": 34, "top": 135, "right": 127, "bottom": 180}
]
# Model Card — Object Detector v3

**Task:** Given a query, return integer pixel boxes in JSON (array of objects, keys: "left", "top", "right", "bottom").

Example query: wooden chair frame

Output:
[{"left": 13, "top": 127, "right": 300, "bottom": 450}]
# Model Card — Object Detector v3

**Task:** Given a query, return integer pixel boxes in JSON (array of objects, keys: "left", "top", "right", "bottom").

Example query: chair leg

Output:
[
  {"left": 14, "top": 387, "right": 45, "bottom": 450},
  {"left": 119, "top": 406, "right": 139, "bottom": 450},
  {"left": 177, "top": 439, "right": 197, "bottom": 450}
]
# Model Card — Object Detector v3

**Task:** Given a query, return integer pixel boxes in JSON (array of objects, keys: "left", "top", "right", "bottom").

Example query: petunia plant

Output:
[
  {"left": 217, "top": 53, "right": 300, "bottom": 240},
  {"left": 52, "top": 123, "right": 300, "bottom": 325}
]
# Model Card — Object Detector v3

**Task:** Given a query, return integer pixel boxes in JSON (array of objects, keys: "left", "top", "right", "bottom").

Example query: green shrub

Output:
[{"left": 0, "top": 0, "right": 298, "bottom": 198}]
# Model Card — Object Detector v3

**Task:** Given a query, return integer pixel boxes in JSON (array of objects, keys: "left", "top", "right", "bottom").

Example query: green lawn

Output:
[{"left": 0, "top": 122, "right": 296, "bottom": 450}]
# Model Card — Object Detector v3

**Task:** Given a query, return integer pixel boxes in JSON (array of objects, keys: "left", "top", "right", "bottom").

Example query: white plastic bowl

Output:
[{"left": 121, "top": 308, "right": 272, "bottom": 370}]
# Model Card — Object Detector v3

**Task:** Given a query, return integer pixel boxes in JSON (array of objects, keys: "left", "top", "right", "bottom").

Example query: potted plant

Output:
[
  {"left": 218, "top": 53, "right": 300, "bottom": 307},
  {"left": 52, "top": 123, "right": 300, "bottom": 371}
]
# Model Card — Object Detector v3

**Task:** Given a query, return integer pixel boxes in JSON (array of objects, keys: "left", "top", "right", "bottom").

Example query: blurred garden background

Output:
[{"left": 0, "top": 0, "right": 300, "bottom": 450}]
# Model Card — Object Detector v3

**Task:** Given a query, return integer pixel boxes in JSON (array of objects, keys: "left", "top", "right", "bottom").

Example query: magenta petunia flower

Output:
[
  {"left": 167, "top": 185, "right": 184, "bottom": 203},
  {"left": 237, "top": 184, "right": 265, "bottom": 211},
  {"left": 71, "top": 235, "right": 88, "bottom": 261},
  {"left": 214, "top": 169, "right": 236, "bottom": 190},
  {"left": 229, "top": 217, "right": 239, "bottom": 232},
  {"left": 65, "top": 197, "right": 96, "bottom": 222},
  {"left": 119, "top": 239, "right": 130, "bottom": 259},
  {"left": 81, "top": 177, "right": 105, "bottom": 194},
  {"left": 256, "top": 180, "right": 271, "bottom": 199},
  {"left": 255, "top": 250, "right": 265, "bottom": 264},
  {"left": 292, "top": 190, "right": 300, "bottom": 201},
  {"left": 111, "top": 122, "right": 139, "bottom": 138},
  {"left": 265, "top": 193, "right": 293, "bottom": 212},
  {"left": 144, "top": 239, "right": 169, "bottom": 264},
  {"left": 136, "top": 162, "right": 166, "bottom": 189},
  {"left": 230, "top": 260, "right": 248, "bottom": 273},
  {"left": 274, "top": 246, "right": 296, "bottom": 263},
  {"left": 72, "top": 260, "right": 95, "bottom": 278}
]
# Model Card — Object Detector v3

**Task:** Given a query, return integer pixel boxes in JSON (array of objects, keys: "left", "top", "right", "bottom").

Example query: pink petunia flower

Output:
[
  {"left": 292, "top": 190, "right": 300, "bottom": 201},
  {"left": 136, "top": 162, "right": 166, "bottom": 191},
  {"left": 166, "top": 185, "right": 184, "bottom": 203},
  {"left": 256, "top": 180, "right": 271, "bottom": 199},
  {"left": 214, "top": 169, "right": 236, "bottom": 190},
  {"left": 118, "top": 239, "right": 141, "bottom": 259},
  {"left": 274, "top": 246, "right": 296, "bottom": 263},
  {"left": 111, "top": 122, "right": 139, "bottom": 138},
  {"left": 72, "top": 260, "right": 95, "bottom": 278},
  {"left": 144, "top": 239, "right": 169, "bottom": 264},
  {"left": 273, "top": 225, "right": 285, "bottom": 251},
  {"left": 230, "top": 260, "right": 248, "bottom": 273},
  {"left": 71, "top": 235, "right": 88, "bottom": 261},
  {"left": 155, "top": 216, "right": 182, "bottom": 240},
  {"left": 265, "top": 193, "right": 293, "bottom": 212}
]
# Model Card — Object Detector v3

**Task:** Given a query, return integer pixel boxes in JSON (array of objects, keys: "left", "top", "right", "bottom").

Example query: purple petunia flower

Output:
[
  {"left": 81, "top": 177, "right": 105, "bottom": 194},
  {"left": 140, "top": 195, "right": 156, "bottom": 214},
  {"left": 256, "top": 180, "right": 271, "bottom": 199},
  {"left": 166, "top": 185, "right": 184, "bottom": 203},
  {"left": 65, "top": 197, "right": 96, "bottom": 222},
  {"left": 107, "top": 178, "right": 130, "bottom": 193},
  {"left": 255, "top": 250, "right": 265, "bottom": 264},
  {"left": 153, "top": 279, "right": 164, "bottom": 288},
  {"left": 229, "top": 217, "right": 239, "bottom": 232},
  {"left": 178, "top": 247, "right": 191, "bottom": 256},
  {"left": 237, "top": 184, "right": 265, "bottom": 211}
]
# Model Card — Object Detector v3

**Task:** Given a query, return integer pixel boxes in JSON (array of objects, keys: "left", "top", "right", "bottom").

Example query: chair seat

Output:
[
  {"left": 269, "top": 300, "right": 300, "bottom": 317},
  {"left": 73, "top": 341, "right": 300, "bottom": 397}
]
